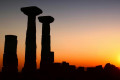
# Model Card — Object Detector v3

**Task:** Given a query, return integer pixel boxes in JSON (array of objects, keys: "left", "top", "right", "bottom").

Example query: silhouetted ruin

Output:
[
  {"left": 38, "top": 16, "right": 54, "bottom": 70},
  {"left": 2, "top": 35, "right": 18, "bottom": 80},
  {"left": 21, "top": 6, "right": 42, "bottom": 72},
  {"left": 1, "top": 6, "right": 120, "bottom": 80},
  {"left": 2, "top": 35, "right": 18, "bottom": 73}
]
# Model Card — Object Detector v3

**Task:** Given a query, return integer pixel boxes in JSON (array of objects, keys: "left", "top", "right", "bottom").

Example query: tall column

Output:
[
  {"left": 38, "top": 16, "right": 54, "bottom": 68},
  {"left": 2, "top": 35, "right": 18, "bottom": 73},
  {"left": 21, "top": 6, "right": 42, "bottom": 72}
]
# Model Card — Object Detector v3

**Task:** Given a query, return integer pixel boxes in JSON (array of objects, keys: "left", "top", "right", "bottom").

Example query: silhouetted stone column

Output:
[
  {"left": 2, "top": 35, "right": 18, "bottom": 73},
  {"left": 38, "top": 16, "right": 54, "bottom": 69},
  {"left": 21, "top": 6, "right": 42, "bottom": 72}
]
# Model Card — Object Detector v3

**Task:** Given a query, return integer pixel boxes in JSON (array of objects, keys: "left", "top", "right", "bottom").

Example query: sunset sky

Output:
[{"left": 0, "top": 0, "right": 120, "bottom": 71}]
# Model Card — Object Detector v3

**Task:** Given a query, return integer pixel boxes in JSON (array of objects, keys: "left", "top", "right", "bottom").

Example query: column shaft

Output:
[
  {"left": 24, "top": 16, "right": 36, "bottom": 71},
  {"left": 41, "top": 23, "right": 51, "bottom": 63}
]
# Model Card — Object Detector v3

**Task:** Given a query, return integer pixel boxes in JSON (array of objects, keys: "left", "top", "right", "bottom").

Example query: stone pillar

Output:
[
  {"left": 38, "top": 16, "right": 54, "bottom": 69},
  {"left": 21, "top": 6, "right": 42, "bottom": 72},
  {"left": 2, "top": 35, "right": 18, "bottom": 73}
]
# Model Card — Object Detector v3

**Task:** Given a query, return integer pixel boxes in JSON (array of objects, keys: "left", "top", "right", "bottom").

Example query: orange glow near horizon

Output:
[{"left": 1, "top": 23, "right": 120, "bottom": 72}]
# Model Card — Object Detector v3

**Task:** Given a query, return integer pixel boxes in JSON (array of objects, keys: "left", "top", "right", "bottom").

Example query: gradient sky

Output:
[{"left": 0, "top": 0, "right": 120, "bottom": 71}]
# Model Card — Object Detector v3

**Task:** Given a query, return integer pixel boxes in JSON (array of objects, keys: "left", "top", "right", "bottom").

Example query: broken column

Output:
[
  {"left": 2, "top": 35, "right": 18, "bottom": 73},
  {"left": 21, "top": 6, "right": 42, "bottom": 72}
]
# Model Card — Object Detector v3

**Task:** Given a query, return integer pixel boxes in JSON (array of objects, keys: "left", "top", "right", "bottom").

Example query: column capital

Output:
[
  {"left": 38, "top": 16, "right": 54, "bottom": 23},
  {"left": 21, "top": 6, "right": 42, "bottom": 16}
]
